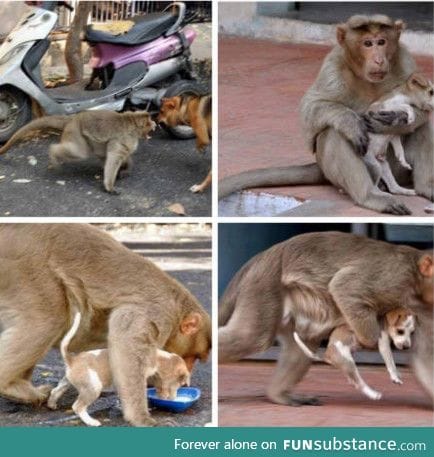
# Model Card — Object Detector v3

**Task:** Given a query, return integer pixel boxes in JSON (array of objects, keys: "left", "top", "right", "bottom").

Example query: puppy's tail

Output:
[
  {"left": 61, "top": 312, "right": 82, "bottom": 366},
  {"left": 293, "top": 332, "right": 323, "bottom": 362},
  {"left": 0, "top": 115, "right": 69, "bottom": 154}
]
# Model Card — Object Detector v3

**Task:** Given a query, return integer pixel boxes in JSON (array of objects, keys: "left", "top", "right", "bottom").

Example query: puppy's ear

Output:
[{"left": 408, "top": 73, "right": 429, "bottom": 90}]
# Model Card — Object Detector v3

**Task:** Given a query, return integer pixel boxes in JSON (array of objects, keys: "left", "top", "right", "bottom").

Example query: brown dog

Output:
[{"left": 158, "top": 94, "right": 212, "bottom": 193}]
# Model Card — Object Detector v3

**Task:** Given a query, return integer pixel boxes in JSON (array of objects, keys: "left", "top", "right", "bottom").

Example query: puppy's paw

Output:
[
  {"left": 400, "top": 161, "right": 412, "bottom": 170},
  {"left": 391, "top": 376, "right": 403, "bottom": 385},
  {"left": 190, "top": 184, "right": 203, "bottom": 193}
]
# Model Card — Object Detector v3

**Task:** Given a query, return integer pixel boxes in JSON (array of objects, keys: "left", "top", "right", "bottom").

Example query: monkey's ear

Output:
[
  {"left": 336, "top": 25, "right": 347, "bottom": 46},
  {"left": 418, "top": 254, "right": 433, "bottom": 278},
  {"left": 180, "top": 312, "right": 202, "bottom": 335},
  {"left": 394, "top": 19, "right": 406, "bottom": 36}
]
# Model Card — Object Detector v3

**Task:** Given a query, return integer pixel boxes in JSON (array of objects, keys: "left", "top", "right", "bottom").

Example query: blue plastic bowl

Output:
[{"left": 147, "top": 387, "right": 201, "bottom": 413}]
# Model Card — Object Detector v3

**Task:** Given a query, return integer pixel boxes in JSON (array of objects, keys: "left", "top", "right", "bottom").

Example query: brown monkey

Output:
[
  {"left": 0, "top": 224, "right": 211, "bottom": 426},
  {"left": 0, "top": 111, "right": 156, "bottom": 194},
  {"left": 219, "top": 15, "right": 433, "bottom": 215},
  {"left": 219, "top": 231, "right": 433, "bottom": 406}
]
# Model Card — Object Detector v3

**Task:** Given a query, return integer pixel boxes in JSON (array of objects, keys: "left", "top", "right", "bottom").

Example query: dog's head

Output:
[
  {"left": 157, "top": 96, "right": 183, "bottom": 127},
  {"left": 385, "top": 308, "right": 416, "bottom": 350},
  {"left": 406, "top": 73, "right": 434, "bottom": 112},
  {"left": 154, "top": 350, "right": 190, "bottom": 400}
]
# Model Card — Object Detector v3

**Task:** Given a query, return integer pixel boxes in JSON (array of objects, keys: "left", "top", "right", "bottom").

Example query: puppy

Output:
[
  {"left": 364, "top": 72, "right": 434, "bottom": 196},
  {"left": 294, "top": 307, "right": 416, "bottom": 400},
  {"left": 47, "top": 312, "right": 190, "bottom": 426},
  {"left": 158, "top": 94, "right": 212, "bottom": 193}
]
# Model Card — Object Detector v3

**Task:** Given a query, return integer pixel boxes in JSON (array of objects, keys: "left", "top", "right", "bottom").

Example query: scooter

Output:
[{"left": 0, "top": 1, "right": 205, "bottom": 142}]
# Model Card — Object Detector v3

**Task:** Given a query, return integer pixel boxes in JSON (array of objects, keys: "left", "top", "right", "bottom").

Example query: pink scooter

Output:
[{"left": 0, "top": 1, "right": 205, "bottom": 141}]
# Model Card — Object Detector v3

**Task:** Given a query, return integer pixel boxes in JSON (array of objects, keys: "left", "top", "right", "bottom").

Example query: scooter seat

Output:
[{"left": 85, "top": 11, "right": 177, "bottom": 46}]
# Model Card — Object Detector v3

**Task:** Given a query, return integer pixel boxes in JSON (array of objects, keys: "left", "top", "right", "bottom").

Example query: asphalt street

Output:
[
  {"left": 0, "top": 128, "right": 211, "bottom": 217},
  {"left": 0, "top": 232, "right": 212, "bottom": 427}
]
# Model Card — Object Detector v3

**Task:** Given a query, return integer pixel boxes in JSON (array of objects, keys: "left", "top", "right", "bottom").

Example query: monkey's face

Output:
[
  {"left": 337, "top": 19, "right": 404, "bottom": 84},
  {"left": 164, "top": 312, "right": 211, "bottom": 372},
  {"left": 157, "top": 97, "right": 182, "bottom": 127},
  {"left": 387, "top": 313, "right": 416, "bottom": 350}
]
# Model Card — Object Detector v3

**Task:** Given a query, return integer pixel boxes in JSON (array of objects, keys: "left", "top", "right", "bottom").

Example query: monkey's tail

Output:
[
  {"left": 60, "top": 312, "right": 82, "bottom": 366},
  {"left": 0, "top": 115, "right": 70, "bottom": 155},
  {"left": 218, "top": 163, "right": 327, "bottom": 200},
  {"left": 293, "top": 332, "right": 323, "bottom": 362}
]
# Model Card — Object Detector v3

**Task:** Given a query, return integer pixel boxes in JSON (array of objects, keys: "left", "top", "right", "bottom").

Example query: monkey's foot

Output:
[
  {"left": 35, "top": 384, "right": 53, "bottom": 405},
  {"left": 156, "top": 418, "right": 178, "bottom": 427},
  {"left": 104, "top": 187, "right": 121, "bottom": 196},
  {"left": 289, "top": 394, "right": 322, "bottom": 406},
  {"left": 267, "top": 390, "right": 321, "bottom": 407},
  {"left": 382, "top": 200, "right": 412, "bottom": 216}
]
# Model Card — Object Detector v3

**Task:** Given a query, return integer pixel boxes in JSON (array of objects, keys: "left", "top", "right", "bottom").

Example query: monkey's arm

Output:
[
  {"left": 301, "top": 97, "right": 369, "bottom": 155},
  {"left": 364, "top": 107, "right": 429, "bottom": 135}
]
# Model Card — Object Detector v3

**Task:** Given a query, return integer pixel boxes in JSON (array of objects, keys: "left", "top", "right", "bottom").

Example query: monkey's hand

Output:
[
  {"left": 364, "top": 108, "right": 429, "bottom": 135},
  {"left": 339, "top": 111, "right": 370, "bottom": 155}
]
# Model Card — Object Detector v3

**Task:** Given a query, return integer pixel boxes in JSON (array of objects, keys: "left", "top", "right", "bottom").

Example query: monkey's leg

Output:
[
  {"left": 329, "top": 267, "right": 381, "bottom": 349},
  {"left": 108, "top": 306, "right": 174, "bottom": 427},
  {"left": 47, "top": 377, "right": 71, "bottom": 410},
  {"left": 403, "top": 122, "right": 434, "bottom": 201},
  {"left": 324, "top": 343, "right": 382, "bottom": 400},
  {"left": 103, "top": 142, "right": 127, "bottom": 193},
  {"left": 117, "top": 157, "right": 133, "bottom": 179},
  {"left": 0, "top": 320, "right": 59, "bottom": 404},
  {"left": 380, "top": 161, "right": 416, "bottom": 196},
  {"left": 316, "top": 129, "right": 411, "bottom": 215},
  {"left": 219, "top": 291, "right": 282, "bottom": 363},
  {"left": 411, "top": 311, "right": 433, "bottom": 404},
  {"left": 267, "top": 332, "right": 319, "bottom": 406}
]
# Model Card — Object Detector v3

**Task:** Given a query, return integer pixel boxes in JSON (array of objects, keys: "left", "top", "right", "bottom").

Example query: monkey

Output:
[
  {"left": 0, "top": 110, "right": 156, "bottom": 194},
  {"left": 218, "top": 15, "right": 433, "bottom": 215},
  {"left": 363, "top": 72, "right": 434, "bottom": 196},
  {"left": 0, "top": 224, "right": 211, "bottom": 426},
  {"left": 219, "top": 231, "right": 433, "bottom": 407}
]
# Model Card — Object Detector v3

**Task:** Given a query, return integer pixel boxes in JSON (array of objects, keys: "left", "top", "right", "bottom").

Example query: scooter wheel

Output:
[
  {"left": 0, "top": 87, "right": 32, "bottom": 143},
  {"left": 162, "top": 81, "right": 207, "bottom": 140}
]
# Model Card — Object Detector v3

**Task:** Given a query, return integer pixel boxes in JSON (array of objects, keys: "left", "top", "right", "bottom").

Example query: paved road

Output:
[
  {"left": 0, "top": 236, "right": 212, "bottom": 427},
  {"left": 0, "top": 129, "right": 211, "bottom": 217}
]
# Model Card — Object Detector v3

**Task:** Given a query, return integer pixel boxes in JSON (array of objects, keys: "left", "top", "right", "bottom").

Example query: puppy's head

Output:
[
  {"left": 157, "top": 96, "right": 182, "bottom": 127},
  {"left": 385, "top": 308, "right": 416, "bottom": 350},
  {"left": 406, "top": 73, "right": 434, "bottom": 112},
  {"left": 154, "top": 350, "right": 190, "bottom": 400}
]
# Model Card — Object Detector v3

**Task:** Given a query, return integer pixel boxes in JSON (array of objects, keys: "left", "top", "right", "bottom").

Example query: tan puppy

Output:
[
  {"left": 48, "top": 312, "right": 190, "bottom": 427},
  {"left": 294, "top": 307, "right": 416, "bottom": 400},
  {"left": 158, "top": 94, "right": 212, "bottom": 193}
]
